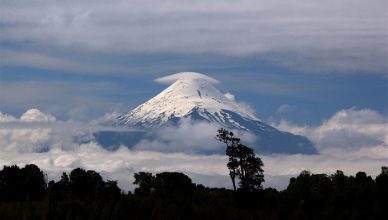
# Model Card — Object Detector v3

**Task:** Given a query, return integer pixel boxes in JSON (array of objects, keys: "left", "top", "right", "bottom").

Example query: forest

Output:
[
  {"left": 0, "top": 164, "right": 387, "bottom": 220},
  {"left": 0, "top": 129, "right": 386, "bottom": 219}
]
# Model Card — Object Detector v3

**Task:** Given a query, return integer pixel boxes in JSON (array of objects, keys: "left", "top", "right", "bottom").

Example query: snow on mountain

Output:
[
  {"left": 113, "top": 72, "right": 317, "bottom": 154},
  {"left": 118, "top": 72, "right": 258, "bottom": 128}
]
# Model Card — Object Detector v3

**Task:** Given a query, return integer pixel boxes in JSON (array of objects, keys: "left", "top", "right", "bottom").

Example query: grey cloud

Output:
[
  {"left": 0, "top": 49, "right": 130, "bottom": 74},
  {"left": 0, "top": 49, "right": 85, "bottom": 72},
  {"left": 0, "top": 0, "right": 386, "bottom": 73},
  {"left": 133, "top": 119, "right": 229, "bottom": 153},
  {"left": 133, "top": 118, "right": 259, "bottom": 154},
  {"left": 0, "top": 108, "right": 386, "bottom": 191}
]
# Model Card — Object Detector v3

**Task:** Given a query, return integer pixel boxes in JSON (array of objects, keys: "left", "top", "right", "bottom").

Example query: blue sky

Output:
[{"left": 0, "top": 0, "right": 386, "bottom": 125}]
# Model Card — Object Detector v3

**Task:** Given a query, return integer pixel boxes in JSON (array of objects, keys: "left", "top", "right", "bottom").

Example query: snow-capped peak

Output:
[{"left": 118, "top": 72, "right": 259, "bottom": 126}]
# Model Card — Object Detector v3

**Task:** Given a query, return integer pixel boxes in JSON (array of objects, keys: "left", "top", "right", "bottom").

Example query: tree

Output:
[
  {"left": 23, "top": 164, "right": 47, "bottom": 201},
  {"left": 0, "top": 164, "right": 47, "bottom": 202},
  {"left": 154, "top": 172, "right": 194, "bottom": 198},
  {"left": 133, "top": 172, "right": 194, "bottom": 198},
  {"left": 103, "top": 180, "right": 121, "bottom": 200},
  {"left": 133, "top": 172, "right": 155, "bottom": 196},
  {"left": 217, "top": 128, "right": 240, "bottom": 191},
  {"left": 69, "top": 168, "right": 105, "bottom": 200},
  {"left": 237, "top": 144, "right": 264, "bottom": 191},
  {"left": 216, "top": 128, "right": 264, "bottom": 192},
  {"left": 375, "top": 166, "right": 388, "bottom": 209}
]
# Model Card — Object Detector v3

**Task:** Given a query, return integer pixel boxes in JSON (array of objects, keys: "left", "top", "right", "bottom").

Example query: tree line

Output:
[{"left": 0, "top": 164, "right": 387, "bottom": 219}]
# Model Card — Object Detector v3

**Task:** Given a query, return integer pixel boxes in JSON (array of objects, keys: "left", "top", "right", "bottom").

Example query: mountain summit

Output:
[
  {"left": 116, "top": 72, "right": 316, "bottom": 154},
  {"left": 118, "top": 72, "right": 258, "bottom": 128}
]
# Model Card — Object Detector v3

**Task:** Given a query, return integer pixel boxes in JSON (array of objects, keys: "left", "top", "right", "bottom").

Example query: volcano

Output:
[{"left": 113, "top": 72, "right": 316, "bottom": 154}]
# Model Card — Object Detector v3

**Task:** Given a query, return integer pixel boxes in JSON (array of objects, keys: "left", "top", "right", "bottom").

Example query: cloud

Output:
[
  {"left": 272, "top": 108, "right": 388, "bottom": 153},
  {"left": 0, "top": 108, "right": 387, "bottom": 191},
  {"left": 0, "top": 48, "right": 130, "bottom": 74},
  {"left": 221, "top": 91, "right": 256, "bottom": 117},
  {"left": 0, "top": 112, "right": 17, "bottom": 122},
  {"left": 133, "top": 119, "right": 257, "bottom": 154},
  {"left": 0, "top": 49, "right": 84, "bottom": 72},
  {"left": 276, "top": 104, "right": 298, "bottom": 114},
  {"left": 0, "top": 108, "right": 129, "bottom": 153},
  {"left": 20, "top": 108, "right": 56, "bottom": 122},
  {"left": 224, "top": 92, "right": 235, "bottom": 101},
  {"left": 155, "top": 72, "right": 219, "bottom": 85},
  {"left": 133, "top": 119, "right": 223, "bottom": 153},
  {"left": 0, "top": 110, "right": 231, "bottom": 189},
  {"left": 0, "top": 0, "right": 386, "bottom": 73},
  {"left": 90, "top": 111, "right": 121, "bottom": 126},
  {"left": 1, "top": 141, "right": 385, "bottom": 191},
  {"left": 236, "top": 102, "right": 257, "bottom": 118}
]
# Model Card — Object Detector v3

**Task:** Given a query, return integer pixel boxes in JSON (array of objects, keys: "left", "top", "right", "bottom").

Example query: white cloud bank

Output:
[
  {"left": 0, "top": 0, "right": 386, "bottom": 73},
  {"left": 272, "top": 108, "right": 388, "bottom": 159},
  {"left": 0, "top": 108, "right": 387, "bottom": 191}
]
